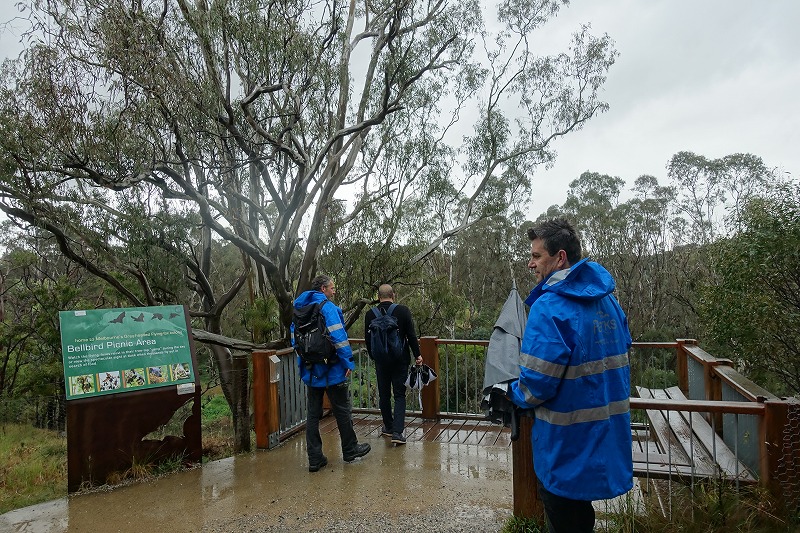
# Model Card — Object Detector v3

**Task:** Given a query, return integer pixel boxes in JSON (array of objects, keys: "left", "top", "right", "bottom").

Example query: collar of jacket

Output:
[{"left": 523, "top": 258, "right": 588, "bottom": 306}]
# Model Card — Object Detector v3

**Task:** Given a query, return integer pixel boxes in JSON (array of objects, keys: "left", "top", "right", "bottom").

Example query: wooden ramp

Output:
[
  {"left": 337, "top": 398, "right": 756, "bottom": 485},
  {"left": 635, "top": 386, "right": 756, "bottom": 483}
]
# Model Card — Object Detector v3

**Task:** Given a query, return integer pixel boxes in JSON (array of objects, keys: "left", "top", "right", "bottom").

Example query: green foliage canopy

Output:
[{"left": 700, "top": 183, "right": 800, "bottom": 395}]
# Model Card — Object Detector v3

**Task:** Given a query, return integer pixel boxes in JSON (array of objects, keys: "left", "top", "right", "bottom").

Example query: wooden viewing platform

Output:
[
  {"left": 253, "top": 339, "right": 800, "bottom": 521},
  {"left": 329, "top": 407, "right": 757, "bottom": 484}
]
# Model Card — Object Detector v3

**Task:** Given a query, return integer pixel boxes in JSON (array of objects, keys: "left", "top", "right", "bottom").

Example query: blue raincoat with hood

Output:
[
  {"left": 509, "top": 258, "right": 633, "bottom": 501},
  {"left": 293, "top": 290, "right": 355, "bottom": 388}
]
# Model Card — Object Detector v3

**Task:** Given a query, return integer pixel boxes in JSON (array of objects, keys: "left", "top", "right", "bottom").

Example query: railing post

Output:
[
  {"left": 760, "top": 399, "right": 791, "bottom": 497},
  {"left": 420, "top": 336, "right": 440, "bottom": 420},
  {"left": 708, "top": 360, "right": 733, "bottom": 432},
  {"left": 513, "top": 415, "right": 544, "bottom": 521},
  {"left": 675, "top": 339, "right": 694, "bottom": 395},
  {"left": 253, "top": 349, "right": 281, "bottom": 449}
]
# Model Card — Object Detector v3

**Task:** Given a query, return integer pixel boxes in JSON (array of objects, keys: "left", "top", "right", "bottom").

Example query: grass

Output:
[
  {"left": 617, "top": 482, "right": 796, "bottom": 533},
  {"left": 500, "top": 482, "right": 799, "bottom": 533},
  {"left": 0, "top": 424, "right": 67, "bottom": 514},
  {"left": 501, "top": 515, "right": 544, "bottom": 532},
  {"left": 103, "top": 453, "right": 190, "bottom": 487},
  {"left": 201, "top": 394, "right": 235, "bottom": 461},
  {"left": 0, "top": 392, "right": 237, "bottom": 515},
  {"left": 201, "top": 393, "right": 232, "bottom": 424}
]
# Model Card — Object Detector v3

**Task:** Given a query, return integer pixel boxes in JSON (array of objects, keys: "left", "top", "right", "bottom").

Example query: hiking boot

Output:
[
  {"left": 308, "top": 455, "right": 328, "bottom": 473},
  {"left": 391, "top": 433, "right": 406, "bottom": 445},
  {"left": 343, "top": 442, "right": 371, "bottom": 462},
  {"left": 380, "top": 426, "right": 392, "bottom": 437}
]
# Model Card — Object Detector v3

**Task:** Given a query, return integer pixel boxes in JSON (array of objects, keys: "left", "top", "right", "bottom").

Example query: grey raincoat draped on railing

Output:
[{"left": 481, "top": 282, "right": 527, "bottom": 426}]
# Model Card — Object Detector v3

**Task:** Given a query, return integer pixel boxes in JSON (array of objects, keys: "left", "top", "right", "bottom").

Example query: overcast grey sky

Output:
[
  {"left": 2, "top": 1, "right": 798, "bottom": 219},
  {"left": 525, "top": 0, "right": 800, "bottom": 215}
]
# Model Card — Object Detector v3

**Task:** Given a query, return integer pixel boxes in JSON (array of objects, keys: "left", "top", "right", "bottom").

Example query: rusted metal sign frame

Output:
[{"left": 65, "top": 305, "right": 202, "bottom": 492}]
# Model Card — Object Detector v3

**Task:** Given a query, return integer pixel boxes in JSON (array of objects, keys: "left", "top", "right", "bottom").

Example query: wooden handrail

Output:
[
  {"left": 713, "top": 365, "right": 780, "bottom": 402},
  {"left": 683, "top": 344, "right": 734, "bottom": 367},
  {"left": 346, "top": 337, "right": 493, "bottom": 348},
  {"left": 435, "top": 338, "right": 490, "bottom": 347},
  {"left": 630, "top": 397, "right": 765, "bottom": 415},
  {"left": 631, "top": 341, "right": 679, "bottom": 349}
]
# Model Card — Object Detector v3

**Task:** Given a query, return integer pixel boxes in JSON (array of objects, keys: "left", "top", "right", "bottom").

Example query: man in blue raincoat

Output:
[
  {"left": 509, "top": 219, "right": 633, "bottom": 533},
  {"left": 294, "top": 275, "right": 370, "bottom": 472}
]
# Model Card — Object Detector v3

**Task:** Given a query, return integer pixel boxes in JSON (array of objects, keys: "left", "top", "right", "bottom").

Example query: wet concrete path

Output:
[{"left": 1, "top": 432, "right": 514, "bottom": 532}]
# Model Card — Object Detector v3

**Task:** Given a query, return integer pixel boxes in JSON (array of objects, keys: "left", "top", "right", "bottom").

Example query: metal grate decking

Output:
[{"left": 319, "top": 412, "right": 514, "bottom": 447}]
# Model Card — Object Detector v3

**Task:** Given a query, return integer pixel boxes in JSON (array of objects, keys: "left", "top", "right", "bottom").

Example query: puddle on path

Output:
[{"left": 1, "top": 436, "right": 513, "bottom": 532}]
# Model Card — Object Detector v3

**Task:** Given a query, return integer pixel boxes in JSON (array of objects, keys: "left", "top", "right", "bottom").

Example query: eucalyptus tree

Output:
[
  {"left": 558, "top": 171, "right": 705, "bottom": 339},
  {"left": 666, "top": 151, "right": 774, "bottom": 341},
  {"left": 700, "top": 182, "right": 800, "bottom": 396},
  {"left": 668, "top": 151, "right": 772, "bottom": 245},
  {"left": 617, "top": 175, "right": 677, "bottom": 336},
  {"left": 0, "top": 236, "right": 101, "bottom": 428},
  {"left": 561, "top": 171, "right": 626, "bottom": 260},
  {"left": 0, "top": 0, "right": 617, "bottom": 449},
  {"left": 446, "top": 210, "right": 530, "bottom": 339}
]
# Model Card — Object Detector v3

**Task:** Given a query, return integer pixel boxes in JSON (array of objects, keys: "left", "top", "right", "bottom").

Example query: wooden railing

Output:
[
  {"left": 664, "top": 340, "right": 796, "bottom": 502},
  {"left": 252, "top": 338, "right": 800, "bottom": 520}
]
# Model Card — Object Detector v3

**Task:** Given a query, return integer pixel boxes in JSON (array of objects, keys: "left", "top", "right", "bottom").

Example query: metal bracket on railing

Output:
[
  {"left": 269, "top": 354, "right": 281, "bottom": 383},
  {"left": 268, "top": 431, "right": 280, "bottom": 449}
]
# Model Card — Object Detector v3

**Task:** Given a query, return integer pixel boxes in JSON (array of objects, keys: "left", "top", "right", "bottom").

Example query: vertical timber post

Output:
[
  {"left": 760, "top": 400, "right": 789, "bottom": 497},
  {"left": 513, "top": 415, "right": 544, "bottom": 521},
  {"left": 253, "top": 350, "right": 269, "bottom": 449},
  {"left": 675, "top": 338, "right": 694, "bottom": 396},
  {"left": 253, "top": 350, "right": 281, "bottom": 449},
  {"left": 420, "top": 336, "right": 440, "bottom": 420},
  {"left": 708, "top": 359, "right": 732, "bottom": 431}
]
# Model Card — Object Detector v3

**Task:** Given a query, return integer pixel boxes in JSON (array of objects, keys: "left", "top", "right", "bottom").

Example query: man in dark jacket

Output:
[
  {"left": 508, "top": 219, "right": 633, "bottom": 533},
  {"left": 364, "top": 283, "right": 422, "bottom": 444},
  {"left": 294, "top": 275, "right": 370, "bottom": 472}
]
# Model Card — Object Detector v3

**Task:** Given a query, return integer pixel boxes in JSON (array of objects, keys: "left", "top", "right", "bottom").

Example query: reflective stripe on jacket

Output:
[{"left": 509, "top": 258, "right": 633, "bottom": 501}]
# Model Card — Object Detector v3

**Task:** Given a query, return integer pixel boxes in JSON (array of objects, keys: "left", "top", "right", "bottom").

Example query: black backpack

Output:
[
  {"left": 293, "top": 299, "right": 338, "bottom": 365},
  {"left": 368, "top": 303, "right": 405, "bottom": 363}
]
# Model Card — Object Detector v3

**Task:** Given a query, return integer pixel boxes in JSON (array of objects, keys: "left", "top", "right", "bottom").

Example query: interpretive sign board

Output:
[{"left": 59, "top": 305, "right": 194, "bottom": 400}]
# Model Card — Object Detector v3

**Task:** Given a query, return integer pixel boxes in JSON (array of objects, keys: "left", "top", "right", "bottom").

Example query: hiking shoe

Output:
[
  {"left": 391, "top": 433, "right": 406, "bottom": 445},
  {"left": 308, "top": 455, "right": 328, "bottom": 473},
  {"left": 381, "top": 426, "right": 393, "bottom": 437},
  {"left": 343, "top": 442, "right": 371, "bottom": 462}
]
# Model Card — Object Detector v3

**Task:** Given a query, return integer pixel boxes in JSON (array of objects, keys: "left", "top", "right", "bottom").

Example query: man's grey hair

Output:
[{"left": 311, "top": 275, "right": 333, "bottom": 292}]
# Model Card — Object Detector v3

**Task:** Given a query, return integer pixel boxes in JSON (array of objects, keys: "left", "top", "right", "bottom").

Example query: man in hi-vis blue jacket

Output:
[
  {"left": 294, "top": 275, "right": 370, "bottom": 472},
  {"left": 509, "top": 219, "right": 633, "bottom": 533}
]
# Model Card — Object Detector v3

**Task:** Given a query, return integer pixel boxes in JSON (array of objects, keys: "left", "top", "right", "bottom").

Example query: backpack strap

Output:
[
  {"left": 296, "top": 298, "right": 328, "bottom": 323},
  {"left": 372, "top": 303, "right": 398, "bottom": 318},
  {"left": 387, "top": 303, "right": 406, "bottom": 350},
  {"left": 306, "top": 298, "right": 334, "bottom": 369},
  {"left": 316, "top": 298, "right": 331, "bottom": 336}
]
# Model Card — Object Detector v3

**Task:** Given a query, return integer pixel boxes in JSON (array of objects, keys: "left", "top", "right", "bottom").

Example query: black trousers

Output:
[
  {"left": 537, "top": 479, "right": 595, "bottom": 533},
  {"left": 305, "top": 381, "right": 358, "bottom": 462},
  {"left": 375, "top": 359, "right": 409, "bottom": 435}
]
